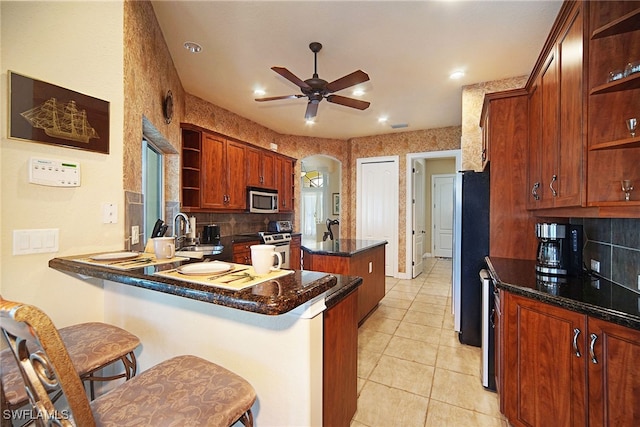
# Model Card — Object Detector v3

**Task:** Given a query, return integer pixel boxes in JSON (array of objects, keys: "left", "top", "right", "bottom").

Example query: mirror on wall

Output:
[{"left": 300, "top": 155, "right": 341, "bottom": 245}]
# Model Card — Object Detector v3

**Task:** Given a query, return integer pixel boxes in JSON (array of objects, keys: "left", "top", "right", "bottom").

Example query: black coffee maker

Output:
[
  {"left": 535, "top": 223, "right": 583, "bottom": 276},
  {"left": 201, "top": 224, "right": 221, "bottom": 245}
]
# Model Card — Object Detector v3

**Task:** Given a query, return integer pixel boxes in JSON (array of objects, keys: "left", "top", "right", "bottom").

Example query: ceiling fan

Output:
[{"left": 255, "top": 42, "right": 370, "bottom": 120}]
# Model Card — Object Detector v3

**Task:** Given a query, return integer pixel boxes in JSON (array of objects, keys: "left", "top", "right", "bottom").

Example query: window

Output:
[{"left": 143, "top": 139, "right": 164, "bottom": 242}]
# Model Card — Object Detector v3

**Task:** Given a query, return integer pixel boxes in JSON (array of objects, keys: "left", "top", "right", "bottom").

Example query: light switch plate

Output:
[
  {"left": 590, "top": 259, "right": 600, "bottom": 273},
  {"left": 13, "top": 229, "right": 59, "bottom": 255}
]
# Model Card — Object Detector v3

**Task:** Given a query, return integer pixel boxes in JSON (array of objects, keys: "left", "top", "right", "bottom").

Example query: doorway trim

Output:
[{"left": 404, "top": 150, "right": 461, "bottom": 280}]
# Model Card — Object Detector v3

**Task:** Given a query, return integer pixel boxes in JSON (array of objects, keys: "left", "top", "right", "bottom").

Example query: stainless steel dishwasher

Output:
[{"left": 480, "top": 269, "right": 496, "bottom": 391}]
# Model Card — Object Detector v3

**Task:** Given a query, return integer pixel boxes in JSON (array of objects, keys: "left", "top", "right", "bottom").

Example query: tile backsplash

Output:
[{"left": 578, "top": 218, "right": 640, "bottom": 293}]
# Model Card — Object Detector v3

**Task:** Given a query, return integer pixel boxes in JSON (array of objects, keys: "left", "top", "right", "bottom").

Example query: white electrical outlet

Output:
[
  {"left": 590, "top": 259, "right": 600, "bottom": 273},
  {"left": 102, "top": 203, "right": 118, "bottom": 224},
  {"left": 131, "top": 226, "right": 140, "bottom": 245}
]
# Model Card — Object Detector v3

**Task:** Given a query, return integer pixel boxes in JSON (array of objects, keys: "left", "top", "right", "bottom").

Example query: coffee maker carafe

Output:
[{"left": 535, "top": 223, "right": 583, "bottom": 276}]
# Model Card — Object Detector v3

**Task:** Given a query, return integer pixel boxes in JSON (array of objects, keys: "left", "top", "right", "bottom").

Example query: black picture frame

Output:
[
  {"left": 9, "top": 71, "right": 110, "bottom": 154},
  {"left": 332, "top": 193, "right": 340, "bottom": 215}
]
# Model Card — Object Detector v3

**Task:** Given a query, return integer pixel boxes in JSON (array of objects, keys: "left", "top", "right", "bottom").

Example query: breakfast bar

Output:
[{"left": 49, "top": 254, "right": 362, "bottom": 426}]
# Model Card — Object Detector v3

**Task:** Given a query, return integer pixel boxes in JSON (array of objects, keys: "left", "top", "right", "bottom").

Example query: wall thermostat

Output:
[{"left": 29, "top": 157, "right": 81, "bottom": 187}]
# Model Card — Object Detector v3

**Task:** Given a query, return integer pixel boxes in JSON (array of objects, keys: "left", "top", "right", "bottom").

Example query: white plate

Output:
[
  {"left": 90, "top": 251, "right": 140, "bottom": 261},
  {"left": 177, "top": 262, "right": 232, "bottom": 276}
]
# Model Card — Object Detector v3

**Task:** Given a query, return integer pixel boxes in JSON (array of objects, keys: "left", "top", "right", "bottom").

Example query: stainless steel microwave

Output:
[{"left": 247, "top": 187, "right": 279, "bottom": 213}]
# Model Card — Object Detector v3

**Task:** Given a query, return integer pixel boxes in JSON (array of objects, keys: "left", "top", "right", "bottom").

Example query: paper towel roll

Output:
[{"left": 188, "top": 216, "right": 196, "bottom": 238}]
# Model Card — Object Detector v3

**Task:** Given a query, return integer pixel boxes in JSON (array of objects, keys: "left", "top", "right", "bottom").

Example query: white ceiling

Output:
[{"left": 151, "top": 1, "right": 563, "bottom": 140}]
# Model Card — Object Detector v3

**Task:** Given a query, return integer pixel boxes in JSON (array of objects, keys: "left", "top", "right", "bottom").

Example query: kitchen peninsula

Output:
[
  {"left": 302, "top": 239, "right": 387, "bottom": 323},
  {"left": 49, "top": 254, "right": 362, "bottom": 426}
]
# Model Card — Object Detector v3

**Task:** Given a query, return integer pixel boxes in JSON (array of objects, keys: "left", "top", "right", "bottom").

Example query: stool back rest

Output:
[{"left": 0, "top": 297, "right": 96, "bottom": 427}]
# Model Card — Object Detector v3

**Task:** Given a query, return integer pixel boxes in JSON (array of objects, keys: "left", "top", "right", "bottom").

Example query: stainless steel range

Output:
[{"left": 259, "top": 231, "right": 291, "bottom": 269}]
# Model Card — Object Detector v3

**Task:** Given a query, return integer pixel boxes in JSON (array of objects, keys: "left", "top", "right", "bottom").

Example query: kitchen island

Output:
[
  {"left": 302, "top": 239, "right": 387, "bottom": 323},
  {"left": 49, "top": 254, "right": 362, "bottom": 426}
]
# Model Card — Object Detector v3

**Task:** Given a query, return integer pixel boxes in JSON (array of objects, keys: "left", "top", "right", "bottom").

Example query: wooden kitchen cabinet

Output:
[
  {"left": 232, "top": 239, "right": 260, "bottom": 265},
  {"left": 500, "top": 290, "right": 640, "bottom": 427},
  {"left": 181, "top": 124, "right": 297, "bottom": 212},
  {"left": 181, "top": 128, "right": 202, "bottom": 209},
  {"left": 587, "top": 316, "right": 640, "bottom": 427},
  {"left": 527, "top": 1, "right": 586, "bottom": 210},
  {"left": 275, "top": 156, "right": 295, "bottom": 213},
  {"left": 201, "top": 133, "right": 246, "bottom": 210},
  {"left": 502, "top": 292, "right": 587, "bottom": 427},
  {"left": 586, "top": 2, "right": 640, "bottom": 211},
  {"left": 246, "top": 146, "right": 276, "bottom": 189},
  {"left": 481, "top": 90, "right": 538, "bottom": 260},
  {"left": 289, "top": 234, "right": 301, "bottom": 270},
  {"left": 323, "top": 288, "right": 358, "bottom": 427}
]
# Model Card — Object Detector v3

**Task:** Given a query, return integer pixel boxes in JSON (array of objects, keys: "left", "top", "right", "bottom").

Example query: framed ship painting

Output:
[{"left": 9, "top": 71, "right": 110, "bottom": 154}]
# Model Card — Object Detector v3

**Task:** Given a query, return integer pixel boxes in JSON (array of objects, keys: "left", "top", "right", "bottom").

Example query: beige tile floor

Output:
[{"left": 351, "top": 258, "right": 507, "bottom": 427}]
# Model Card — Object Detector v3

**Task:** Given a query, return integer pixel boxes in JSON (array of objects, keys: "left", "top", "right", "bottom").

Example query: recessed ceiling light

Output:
[
  {"left": 184, "top": 41, "right": 202, "bottom": 53},
  {"left": 449, "top": 70, "right": 465, "bottom": 79},
  {"left": 352, "top": 89, "right": 365, "bottom": 97},
  {"left": 254, "top": 89, "right": 266, "bottom": 96},
  {"left": 305, "top": 118, "right": 315, "bottom": 125},
  {"left": 378, "top": 116, "right": 388, "bottom": 123}
]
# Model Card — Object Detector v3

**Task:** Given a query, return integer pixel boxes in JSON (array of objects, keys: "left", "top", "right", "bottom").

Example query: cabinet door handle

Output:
[
  {"left": 550, "top": 175, "right": 558, "bottom": 197},
  {"left": 573, "top": 328, "right": 581, "bottom": 358},
  {"left": 589, "top": 333, "right": 598, "bottom": 364},
  {"left": 531, "top": 182, "right": 540, "bottom": 200},
  {"left": 490, "top": 308, "right": 496, "bottom": 328}
]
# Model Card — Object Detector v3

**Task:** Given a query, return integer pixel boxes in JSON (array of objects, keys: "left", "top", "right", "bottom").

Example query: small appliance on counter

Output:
[
  {"left": 201, "top": 224, "right": 221, "bottom": 245},
  {"left": 267, "top": 220, "right": 292, "bottom": 233},
  {"left": 535, "top": 223, "right": 583, "bottom": 276}
]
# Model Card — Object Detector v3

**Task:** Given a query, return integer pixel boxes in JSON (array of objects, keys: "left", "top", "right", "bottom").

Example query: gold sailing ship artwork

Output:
[{"left": 9, "top": 71, "right": 110, "bottom": 154}]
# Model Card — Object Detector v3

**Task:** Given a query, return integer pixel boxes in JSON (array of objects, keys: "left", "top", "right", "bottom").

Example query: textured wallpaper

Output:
[
  {"left": 124, "top": 0, "right": 528, "bottom": 275},
  {"left": 461, "top": 76, "right": 529, "bottom": 171}
]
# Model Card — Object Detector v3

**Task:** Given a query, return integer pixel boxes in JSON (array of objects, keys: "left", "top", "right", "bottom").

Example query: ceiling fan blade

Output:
[
  {"left": 326, "top": 94, "right": 370, "bottom": 110},
  {"left": 255, "top": 94, "right": 304, "bottom": 102},
  {"left": 271, "top": 66, "right": 311, "bottom": 90},
  {"left": 305, "top": 101, "right": 319, "bottom": 119},
  {"left": 325, "top": 70, "right": 370, "bottom": 93}
]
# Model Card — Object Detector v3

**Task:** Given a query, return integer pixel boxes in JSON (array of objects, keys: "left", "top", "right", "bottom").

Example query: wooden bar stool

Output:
[
  {"left": 1, "top": 321, "right": 140, "bottom": 425},
  {"left": 0, "top": 297, "right": 256, "bottom": 427}
]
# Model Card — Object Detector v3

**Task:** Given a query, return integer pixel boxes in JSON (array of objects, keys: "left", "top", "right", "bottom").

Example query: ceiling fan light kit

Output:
[{"left": 255, "top": 42, "right": 370, "bottom": 120}]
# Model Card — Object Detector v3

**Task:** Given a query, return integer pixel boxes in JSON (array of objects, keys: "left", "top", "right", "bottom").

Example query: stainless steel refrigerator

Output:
[{"left": 456, "top": 169, "right": 490, "bottom": 347}]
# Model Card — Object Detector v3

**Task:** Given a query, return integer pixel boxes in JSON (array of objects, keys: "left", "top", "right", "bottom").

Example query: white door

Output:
[
  {"left": 357, "top": 157, "right": 399, "bottom": 277},
  {"left": 412, "top": 160, "right": 426, "bottom": 277},
  {"left": 432, "top": 174, "right": 455, "bottom": 258}
]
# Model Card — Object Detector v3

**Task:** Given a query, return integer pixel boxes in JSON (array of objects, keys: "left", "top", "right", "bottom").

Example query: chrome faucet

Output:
[
  {"left": 323, "top": 218, "right": 340, "bottom": 241},
  {"left": 173, "top": 212, "right": 191, "bottom": 249}
]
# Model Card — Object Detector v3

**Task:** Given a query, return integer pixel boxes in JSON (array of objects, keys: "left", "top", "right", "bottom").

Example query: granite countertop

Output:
[
  {"left": 49, "top": 255, "right": 362, "bottom": 316},
  {"left": 487, "top": 256, "right": 640, "bottom": 330},
  {"left": 301, "top": 239, "right": 387, "bottom": 257}
]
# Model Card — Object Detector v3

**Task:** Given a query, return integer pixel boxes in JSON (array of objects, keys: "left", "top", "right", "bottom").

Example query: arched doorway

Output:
[{"left": 300, "top": 155, "right": 341, "bottom": 246}]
